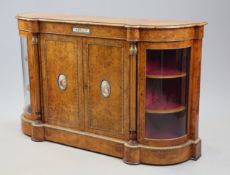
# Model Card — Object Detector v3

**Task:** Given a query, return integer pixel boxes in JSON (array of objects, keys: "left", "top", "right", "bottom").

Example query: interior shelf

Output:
[
  {"left": 146, "top": 71, "right": 186, "bottom": 79},
  {"left": 146, "top": 105, "right": 185, "bottom": 114}
]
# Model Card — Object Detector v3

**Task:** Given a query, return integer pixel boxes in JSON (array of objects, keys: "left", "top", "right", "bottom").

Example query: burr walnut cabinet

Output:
[{"left": 17, "top": 13, "right": 206, "bottom": 165}]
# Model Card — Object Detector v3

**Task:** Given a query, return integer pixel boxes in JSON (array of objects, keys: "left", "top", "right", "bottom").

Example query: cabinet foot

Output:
[
  {"left": 190, "top": 139, "right": 201, "bottom": 160},
  {"left": 123, "top": 143, "right": 140, "bottom": 165},
  {"left": 31, "top": 120, "right": 45, "bottom": 142}
]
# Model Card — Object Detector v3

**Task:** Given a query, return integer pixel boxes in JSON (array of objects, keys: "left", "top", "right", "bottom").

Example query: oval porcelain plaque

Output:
[
  {"left": 58, "top": 74, "right": 67, "bottom": 91},
  {"left": 101, "top": 80, "right": 110, "bottom": 97}
]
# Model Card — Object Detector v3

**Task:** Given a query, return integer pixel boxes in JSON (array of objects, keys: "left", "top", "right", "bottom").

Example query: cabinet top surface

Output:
[{"left": 17, "top": 13, "right": 207, "bottom": 29}]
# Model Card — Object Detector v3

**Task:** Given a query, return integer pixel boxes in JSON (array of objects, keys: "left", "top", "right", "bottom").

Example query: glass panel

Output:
[
  {"left": 145, "top": 112, "right": 186, "bottom": 139},
  {"left": 20, "top": 37, "right": 31, "bottom": 113},
  {"left": 145, "top": 48, "right": 190, "bottom": 139}
]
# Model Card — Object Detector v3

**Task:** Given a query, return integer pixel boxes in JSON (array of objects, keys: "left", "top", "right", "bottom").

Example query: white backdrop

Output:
[{"left": 0, "top": 0, "right": 229, "bottom": 174}]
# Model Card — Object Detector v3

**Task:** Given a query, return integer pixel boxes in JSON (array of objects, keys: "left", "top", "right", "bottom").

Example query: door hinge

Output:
[
  {"left": 32, "top": 36, "right": 38, "bottom": 45},
  {"left": 129, "top": 43, "right": 137, "bottom": 56}
]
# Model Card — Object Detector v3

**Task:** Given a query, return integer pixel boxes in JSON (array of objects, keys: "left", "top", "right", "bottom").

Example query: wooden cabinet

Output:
[{"left": 17, "top": 13, "right": 206, "bottom": 165}]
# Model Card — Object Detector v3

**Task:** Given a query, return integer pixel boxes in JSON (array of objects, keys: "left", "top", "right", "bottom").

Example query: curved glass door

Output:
[
  {"left": 20, "top": 37, "right": 31, "bottom": 113},
  {"left": 145, "top": 48, "right": 190, "bottom": 139}
]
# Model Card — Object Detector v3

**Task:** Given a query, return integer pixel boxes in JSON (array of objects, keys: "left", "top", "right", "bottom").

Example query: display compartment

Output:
[
  {"left": 20, "top": 36, "right": 31, "bottom": 113},
  {"left": 145, "top": 78, "right": 186, "bottom": 113},
  {"left": 145, "top": 48, "right": 190, "bottom": 139},
  {"left": 145, "top": 112, "right": 186, "bottom": 139},
  {"left": 146, "top": 49, "right": 188, "bottom": 78}
]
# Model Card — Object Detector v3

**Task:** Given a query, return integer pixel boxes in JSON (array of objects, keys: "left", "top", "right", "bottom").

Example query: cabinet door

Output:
[
  {"left": 138, "top": 41, "right": 192, "bottom": 146},
  {"left": 83, "top": 38, "right": 130, "bottom": 139},
  {"left": 40, "top": 34, "right": 83, "bottom": 129}
]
